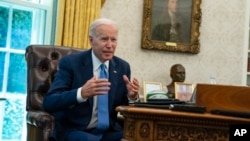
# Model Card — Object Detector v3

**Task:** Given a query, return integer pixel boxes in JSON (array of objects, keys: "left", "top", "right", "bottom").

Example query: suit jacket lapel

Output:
[
  {"left": 108, "top": 59, "right": 119, "bottom": 111},
  {"left": 80, "top": 49, "right": 94, "bottom": 107}
]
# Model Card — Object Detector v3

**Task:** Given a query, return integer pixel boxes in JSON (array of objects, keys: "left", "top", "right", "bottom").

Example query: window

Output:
[{"left": 0, "top": 0, "right": 55, "bottom": 140}]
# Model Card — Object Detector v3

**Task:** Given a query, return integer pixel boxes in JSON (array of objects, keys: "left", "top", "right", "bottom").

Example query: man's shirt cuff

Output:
[
  {"left": 77, "top": 87, "right": 87, "bottom": 103},
  {"left": 127, "top": 94, "right": 140, "bottom": 102}
]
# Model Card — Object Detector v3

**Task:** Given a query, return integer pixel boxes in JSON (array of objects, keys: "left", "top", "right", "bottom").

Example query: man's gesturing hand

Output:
[
  {"left": 123, "top": 75, "right": 140, "bottom": 100},
  {"left": 81, "top": 76, "right": 111, "bottom": 99}
]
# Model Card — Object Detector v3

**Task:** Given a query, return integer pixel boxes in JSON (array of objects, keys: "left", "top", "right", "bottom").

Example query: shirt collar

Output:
[{"left": 91, "top": 50, "right": 109, "bottom": 72}]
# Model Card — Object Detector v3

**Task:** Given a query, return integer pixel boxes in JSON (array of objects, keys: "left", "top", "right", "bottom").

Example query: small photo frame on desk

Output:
[
  {"left": 143, "top": 81, "right": 162, "bottom": 101},
  {"left": 175, "top": 82, "right": 194, "bottom": 101}
]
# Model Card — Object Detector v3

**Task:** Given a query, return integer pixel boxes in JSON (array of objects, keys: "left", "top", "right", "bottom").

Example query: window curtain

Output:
[{"left": 55, "top": 0, "right": 106, "bottom": 49}]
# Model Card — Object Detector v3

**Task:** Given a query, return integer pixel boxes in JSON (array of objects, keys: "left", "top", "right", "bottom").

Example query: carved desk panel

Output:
[{"left": 116, "top": 106, "right": 250, "bottom": 141}]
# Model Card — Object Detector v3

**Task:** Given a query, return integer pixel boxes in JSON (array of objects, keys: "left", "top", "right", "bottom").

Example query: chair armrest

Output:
[
  {"left": 27, "top": 111, "right": 54, "bottom": 128},
  {"left": 26, "top": 110, "right": 54, "bottom": 139}
]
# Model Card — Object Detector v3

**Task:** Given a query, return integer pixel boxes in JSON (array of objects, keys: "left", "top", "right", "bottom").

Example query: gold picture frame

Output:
[
  {"left": 141, "top": 0, "right": 202, "bottom": 54},
  {"left": 143, "top": 81, "right": 163, "bottom": 101},
  {"left": 175, "top": 82, "right": 194, "bottom": 101}
]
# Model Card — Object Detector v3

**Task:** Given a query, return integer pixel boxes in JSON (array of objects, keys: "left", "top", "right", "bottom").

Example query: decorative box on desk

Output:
[
  {"left": 116, "top": 106, "right": 250, "bottom": 141},
  {"left": 196, "top": 83, "right": 250, "bottom": 112}
]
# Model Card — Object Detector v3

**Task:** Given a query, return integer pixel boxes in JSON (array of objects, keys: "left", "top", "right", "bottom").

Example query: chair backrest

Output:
[{"left": 25, "top": 45, "right": 85, "bottom": 111}]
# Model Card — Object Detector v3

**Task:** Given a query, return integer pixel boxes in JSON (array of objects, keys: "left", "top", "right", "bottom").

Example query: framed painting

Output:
[
  {"left": 141, "top": 0, "right": 202, "bottom": 54},
  {"left": 175, "top": 82, "right": 194, "bottom": 101}
]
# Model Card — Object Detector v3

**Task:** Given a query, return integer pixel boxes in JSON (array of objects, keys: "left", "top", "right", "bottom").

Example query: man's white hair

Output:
[{"left": 89, "top": 18, "right": 118, "bottom": 37}]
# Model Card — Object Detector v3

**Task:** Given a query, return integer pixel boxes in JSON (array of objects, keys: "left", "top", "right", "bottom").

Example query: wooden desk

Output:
[{"left": 116, "top": 106, "right": 250, "bottom": 141}]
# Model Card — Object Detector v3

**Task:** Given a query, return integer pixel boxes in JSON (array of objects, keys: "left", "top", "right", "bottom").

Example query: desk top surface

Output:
[{"left": 116, "top": 105, "right": 250, "bottom": 122}]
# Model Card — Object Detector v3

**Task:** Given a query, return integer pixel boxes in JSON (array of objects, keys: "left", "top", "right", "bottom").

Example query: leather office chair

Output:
[{"left": 25, "top": 45, "right": 84, "bottom": 141}]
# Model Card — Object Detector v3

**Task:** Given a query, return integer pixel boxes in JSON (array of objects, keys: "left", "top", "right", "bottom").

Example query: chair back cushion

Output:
[{"left": 25, "top": 45, "right": 85, "bottom": 111}]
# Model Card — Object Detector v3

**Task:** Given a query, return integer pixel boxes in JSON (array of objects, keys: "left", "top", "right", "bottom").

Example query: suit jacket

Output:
[{"left": 42, "top": 49, "right": 130, "bottom": 140}]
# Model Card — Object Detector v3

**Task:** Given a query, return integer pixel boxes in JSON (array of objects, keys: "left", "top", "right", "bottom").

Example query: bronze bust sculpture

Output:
[{"left": 166, "top": 64, "right": 185, "bottom": 98}]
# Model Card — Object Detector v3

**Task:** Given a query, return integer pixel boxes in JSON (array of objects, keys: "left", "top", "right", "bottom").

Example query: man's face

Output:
[
  {"left": 172, "top": 66, "right": 185, "bottom": 82},
  {"left": 89, "top": 24, "right": 117, "bottom": 62},
  {"left": 168, "top": 0, "right": 178, "bottom": 13}
]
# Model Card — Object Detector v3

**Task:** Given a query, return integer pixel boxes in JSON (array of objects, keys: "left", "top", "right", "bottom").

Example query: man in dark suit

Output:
[{"left": 43, "top": 18, "right": 140, "bottom": 141}]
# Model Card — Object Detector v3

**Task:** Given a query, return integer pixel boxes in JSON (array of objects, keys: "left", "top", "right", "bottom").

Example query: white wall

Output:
[{"left": 101, "top": 0, "right": 249, "bottom": 95}]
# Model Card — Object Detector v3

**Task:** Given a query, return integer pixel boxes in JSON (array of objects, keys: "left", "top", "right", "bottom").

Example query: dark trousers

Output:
[{"left": 65, "top": 129, "right": 123, "bottom": 141}]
